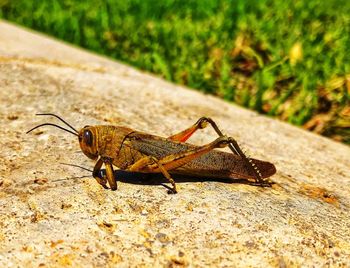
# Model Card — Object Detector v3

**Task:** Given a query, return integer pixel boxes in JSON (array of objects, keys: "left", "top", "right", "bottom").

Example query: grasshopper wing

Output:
[{"left": 127, "top": 133, "right": 276, "bottom": 180}]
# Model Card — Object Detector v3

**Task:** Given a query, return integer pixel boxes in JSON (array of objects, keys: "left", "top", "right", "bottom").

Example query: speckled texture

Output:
[{"left": 0, "top": 21, "right": 349, "bottom": 267}]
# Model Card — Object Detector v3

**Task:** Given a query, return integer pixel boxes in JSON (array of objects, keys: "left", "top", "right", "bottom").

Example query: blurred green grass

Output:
[{"left": 1, "top": 0, "right": 349, "bottom": 143}]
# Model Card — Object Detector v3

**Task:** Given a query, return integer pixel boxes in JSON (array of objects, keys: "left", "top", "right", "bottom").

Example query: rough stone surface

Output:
[{"left": 0, "top": 21, "right": 349, "bottom": 267}]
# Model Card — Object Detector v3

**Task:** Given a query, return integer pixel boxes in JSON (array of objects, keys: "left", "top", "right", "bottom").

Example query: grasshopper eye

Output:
[{"left": 84, "top": 130, "right": 93, "bottom": 146}]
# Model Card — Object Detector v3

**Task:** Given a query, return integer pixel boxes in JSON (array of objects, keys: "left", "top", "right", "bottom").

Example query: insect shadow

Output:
[{"left": 60, "top": 163, "right": 271, "bottom": 192}]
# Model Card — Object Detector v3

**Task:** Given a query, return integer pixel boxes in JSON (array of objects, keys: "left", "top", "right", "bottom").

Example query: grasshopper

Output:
[{"left": 27, "top": 114, "right": 276, "bottom": 193}]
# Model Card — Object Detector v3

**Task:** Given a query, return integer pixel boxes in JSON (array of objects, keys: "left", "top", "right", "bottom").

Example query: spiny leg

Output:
[
  {"left": 169, "top": 117, "right": 264, "bottom": 183},
  {"left": 127, "top": 135, "right": 241, "bottom": 193}
]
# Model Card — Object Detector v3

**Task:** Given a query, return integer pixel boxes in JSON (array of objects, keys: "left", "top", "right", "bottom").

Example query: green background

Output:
[{"left": 1, "top": 0, "right": 349, "bottom": 143}]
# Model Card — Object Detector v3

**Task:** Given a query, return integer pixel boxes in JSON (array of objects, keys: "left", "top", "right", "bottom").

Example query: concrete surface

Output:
[{"left": 0, "top": 20, "right": 349, "bottom": 267}]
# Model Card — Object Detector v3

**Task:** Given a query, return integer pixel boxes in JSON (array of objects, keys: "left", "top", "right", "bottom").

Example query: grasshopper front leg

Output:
[
  {"left": 126, "top": 156, "right": 177, "bottom": 193},
  {"left": 93, "top": 157, "right": 117, "bottom": 190},
  {"left": 169, "top": 117, "right": 264, "bottom": 184},
  {"left": 127, "top": 135, "right": 241, "bottom": 193},
  {"left": 93, "top": 158, "right": 108, "bottom": 189}
]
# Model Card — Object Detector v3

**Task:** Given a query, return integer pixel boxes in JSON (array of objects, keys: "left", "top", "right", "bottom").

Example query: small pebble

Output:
[
  {"left": 34, "top": 178, "right": 48, "bottom": 185},
  {"left": 7, "top": 115, "right": 18, "bottom": 120},
  {"left": 141, "top": 209, "right": 148, "bottom": 216}
]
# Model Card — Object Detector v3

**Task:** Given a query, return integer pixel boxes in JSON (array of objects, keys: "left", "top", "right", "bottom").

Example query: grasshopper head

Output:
[{"left": 78, "top": 126, "right": 99, "bottom": 160}]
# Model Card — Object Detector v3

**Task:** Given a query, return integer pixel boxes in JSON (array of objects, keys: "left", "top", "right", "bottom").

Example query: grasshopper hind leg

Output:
[
  {"left": 168, "top": 117, "right": 210, "bottom": 142},
  {"left": 169, "top": 117, "right": 242, "bottom": 157},
  {"left": 169, "top": 117, "right": 266, "bottom": 185},
  {"left": 127, "top": 135, "right": 250, "bottom": 193}
]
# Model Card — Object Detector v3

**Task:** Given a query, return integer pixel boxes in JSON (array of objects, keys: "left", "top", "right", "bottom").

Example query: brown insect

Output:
[{"left": 27, "top": 113, "right": 276, "bottom": 193}]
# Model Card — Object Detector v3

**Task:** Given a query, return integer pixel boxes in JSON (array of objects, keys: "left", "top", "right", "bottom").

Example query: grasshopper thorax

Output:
[{"left": 78, "top": 126, "right": 99, "bottom": 160}]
